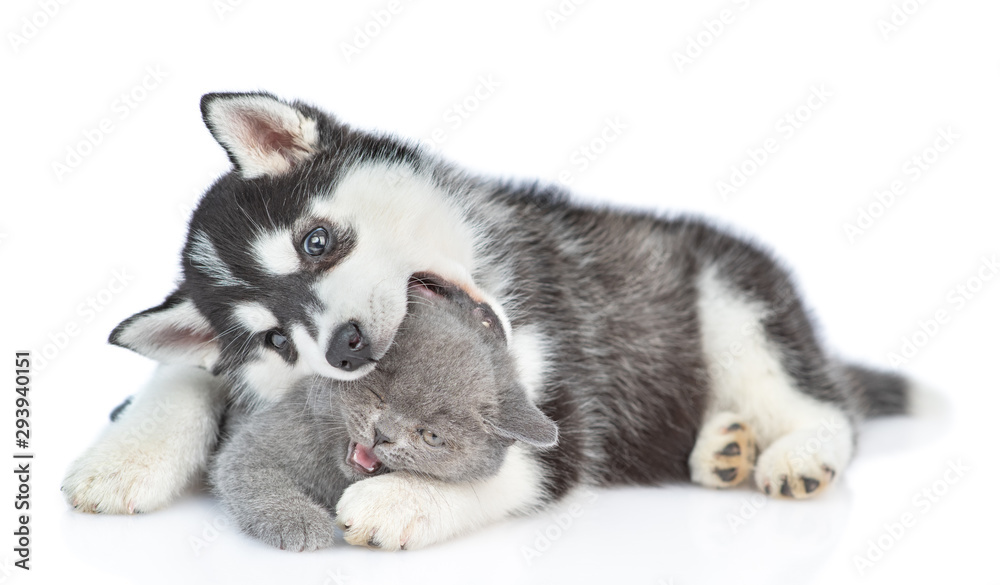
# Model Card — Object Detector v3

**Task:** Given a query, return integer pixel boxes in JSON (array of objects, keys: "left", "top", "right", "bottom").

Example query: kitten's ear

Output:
[
  {"left": 200, "top": 92, "right": 326, "bottom": 179},
  {"left": 109, "top": 289, "right": 220, "bottom": 369},
  {"left": 484, "top": 386, "right": 558, "bottom": 449}
]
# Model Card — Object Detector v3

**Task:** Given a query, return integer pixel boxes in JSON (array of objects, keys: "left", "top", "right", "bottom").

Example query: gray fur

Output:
[
  {"left": 841, "top": 363, "right": 909, "bottom": 418},
  {"left": 102, "top": 92, "right": 909, "bottom": 536},
  {"left": 469, "top": 196, "right": 908, "bottom": 497},
  {"left": 210, "top": 289, "right": 555, "bottom": 550}
]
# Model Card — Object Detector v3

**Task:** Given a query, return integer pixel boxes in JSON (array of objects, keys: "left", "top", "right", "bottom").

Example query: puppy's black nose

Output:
[
  {"left": 327, "top": 322, "right": 373, "bottom": 371},
  {"left": 373, "top": 428, "right": 391, "bottom": 446}
]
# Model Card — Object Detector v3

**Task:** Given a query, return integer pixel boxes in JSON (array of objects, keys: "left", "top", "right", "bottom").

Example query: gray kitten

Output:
[{"left": 210, "top": 285, "right": 557, "bottom": 551}]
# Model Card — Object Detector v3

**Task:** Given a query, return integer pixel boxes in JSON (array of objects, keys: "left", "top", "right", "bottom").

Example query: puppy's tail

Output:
[{"left": 841, "top": 363, "right": 911, "bottom": 418}]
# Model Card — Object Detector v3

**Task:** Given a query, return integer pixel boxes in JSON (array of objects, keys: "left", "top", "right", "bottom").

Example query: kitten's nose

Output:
[{"left": 373, "top": 428, "right": 391, "bottom": 447}]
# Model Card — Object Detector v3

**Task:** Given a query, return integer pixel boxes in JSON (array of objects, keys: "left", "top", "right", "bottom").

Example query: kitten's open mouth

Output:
[{"left": 347, "top": 441, "right": 382, "bottom": 475}]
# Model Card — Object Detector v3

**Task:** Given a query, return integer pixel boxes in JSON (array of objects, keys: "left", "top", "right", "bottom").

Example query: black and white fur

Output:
[
  {"left": 63, "top": 92, "right": 909, "bottom": 548},
  {"left": 212, "top": 286, "right": 556, "bottom": 551}
]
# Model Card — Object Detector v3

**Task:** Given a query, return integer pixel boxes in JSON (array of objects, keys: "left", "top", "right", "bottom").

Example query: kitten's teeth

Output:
[{"left": 349, "top": 443, "right": 381, "bottom": 473}]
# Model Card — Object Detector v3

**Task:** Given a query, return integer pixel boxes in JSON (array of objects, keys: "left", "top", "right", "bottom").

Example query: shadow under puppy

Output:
[{"left": 210, "top": 284, "right": 558, "bottom": 551}]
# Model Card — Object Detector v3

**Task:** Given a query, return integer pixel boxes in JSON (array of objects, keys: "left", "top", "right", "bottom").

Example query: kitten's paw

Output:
[
  {"left": 335, "top": 474, "right": 437, "bottom": 551},
  {"left": 62, "top": 437, "right": 194, "bottom": 514},
  {"left": 689, "top": 412, "right": 758, "bottom": 488},
  {"left": 754, "top": 432, "right": 838, "bottom": 499},
  {"left": 240, "top": 500, "right": 336, "bottom": 552}
]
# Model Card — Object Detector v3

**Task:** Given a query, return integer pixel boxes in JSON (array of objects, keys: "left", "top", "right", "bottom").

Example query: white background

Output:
[{"left": 3, "top": 0, "right": 998, "bottom": 583}]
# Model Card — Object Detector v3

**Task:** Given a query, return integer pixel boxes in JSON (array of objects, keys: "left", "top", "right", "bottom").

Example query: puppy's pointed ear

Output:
[
  {"left": 484, "top": 385, "right": 558, "bottom": 449},
  {"left": 109, "top": 290, "right": 220, "bottom": 369},
  {"left": 200, "top": 92, "right": 326, "bottom": 179}
]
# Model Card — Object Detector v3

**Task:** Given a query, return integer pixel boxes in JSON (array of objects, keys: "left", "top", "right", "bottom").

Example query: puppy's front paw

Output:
[
  {"left": 62, "top": 436, "right": 195, "bottom": 514},
  {"left": 335, "top": 474, "right": 437, "bottom": 551}
]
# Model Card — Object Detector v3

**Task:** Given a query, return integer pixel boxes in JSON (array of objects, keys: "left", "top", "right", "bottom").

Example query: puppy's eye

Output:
[
  {"left": 303, "top": 227, "right": 331, "bottom": 256},
  {"left": 419, "top": 429, "right": 444, "bottom": 447},
  {"left": 265, "top": 330, "right": 289, "bottom": 350}
]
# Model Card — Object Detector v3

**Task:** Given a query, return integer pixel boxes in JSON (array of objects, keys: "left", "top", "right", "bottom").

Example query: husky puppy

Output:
[
  {"left": 64, "top": 92, "right": 508, "bottom": 514},
  {"left": 211, "top": 286, "right": 556, "bottom": 551},
  {"left": 64, "top": 93, "right": 909, "bottom": 550}
]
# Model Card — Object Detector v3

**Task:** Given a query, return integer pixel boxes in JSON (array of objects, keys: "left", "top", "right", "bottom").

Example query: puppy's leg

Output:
[
  {"left": 336, "top": 445, "right": 547, "bottom": 550},
  {"left": 62, "top": 364, "right": 227, "bottom": 514},
  {"left": 697, "top": 268, "right": 854, "bottom": 500}
]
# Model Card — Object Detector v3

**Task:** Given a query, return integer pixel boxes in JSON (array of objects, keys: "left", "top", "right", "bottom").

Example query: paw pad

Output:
[
  {"left": 690, "top": 414, "right": 758, "bottom": 489},
  {"left": 762, "top": 465, "right": 837, "bottom": 499}
]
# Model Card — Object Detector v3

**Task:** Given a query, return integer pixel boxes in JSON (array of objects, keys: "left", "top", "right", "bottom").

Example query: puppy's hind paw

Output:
[
  {"left": 689, "top": 412, "right": 758, "bottom": 489},
  {"left": 755, "top": 431, "right": 839, "bottom": 500}
]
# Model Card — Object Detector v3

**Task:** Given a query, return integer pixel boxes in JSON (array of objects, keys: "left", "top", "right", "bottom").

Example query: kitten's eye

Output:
[
  {"left": 419, "top": 429, "right": 444, "bottom": 447},
  {"left": 265, "top": 330, "right": 289, "bottom": 351},
  {"left": 302, "top": 227, "right": 331, "bottom": 256}
]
